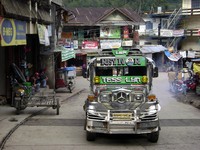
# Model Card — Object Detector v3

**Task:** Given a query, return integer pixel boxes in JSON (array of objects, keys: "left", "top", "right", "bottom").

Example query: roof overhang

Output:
[{"left": 140, "top": 45, "right": 167, "bottom": 53}]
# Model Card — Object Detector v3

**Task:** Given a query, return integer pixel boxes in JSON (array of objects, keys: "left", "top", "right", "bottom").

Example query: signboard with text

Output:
[
  {"left": 100, "top": 39, "right": 121, "bottom": 49},
  {"left": 82, "top": 41, "right": 98, "bottom": 49},
  {"left": 100, "top": 26, "right": 120, "bottom": 38},
  {"left": 99, "top": 76, "right": 143, "bottom": 84},
  {"left": 97, "top": 56, "right": 146, "bottom": 67},
  {"left": 0, "top": 17, "right": 26, "bottom": 46}
]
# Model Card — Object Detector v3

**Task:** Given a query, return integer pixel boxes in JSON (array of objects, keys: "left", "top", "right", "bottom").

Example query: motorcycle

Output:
[{"left": 10, "top": 63, "right": 32, "bottom": 114}]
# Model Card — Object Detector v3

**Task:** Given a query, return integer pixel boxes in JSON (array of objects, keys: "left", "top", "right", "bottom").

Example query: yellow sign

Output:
[{"left": 0, "top": 17, "right": 27, "bottom": 46}]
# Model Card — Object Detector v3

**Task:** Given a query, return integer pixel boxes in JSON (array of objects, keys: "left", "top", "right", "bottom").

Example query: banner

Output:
[
  {"left": 82, "top": 41, "right": 98, "bottom": 49},
  {"left": 0, "top": 17, "right": 26, "bottom": 46},
  {"left": 54, "top": 46, "right": 75, "bottom": 62},
  {"left": 100, "top": 26, "right": 120, "bottom": 38},
  {"left": 100, "top": 39, "right": 121, "bottom": 49},
  {"left": 37, "top": 24, "right": 50, "bottom": 46}
]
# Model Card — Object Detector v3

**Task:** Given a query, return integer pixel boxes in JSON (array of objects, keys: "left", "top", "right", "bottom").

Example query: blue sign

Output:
[{"left": 1, "top": 19, "right": 14, "bottom": 44}]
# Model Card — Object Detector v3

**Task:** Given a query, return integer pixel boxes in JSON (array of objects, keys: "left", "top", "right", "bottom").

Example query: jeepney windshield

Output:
[{"left": 95, "top": 66, "right": 147, "bottom": 76}]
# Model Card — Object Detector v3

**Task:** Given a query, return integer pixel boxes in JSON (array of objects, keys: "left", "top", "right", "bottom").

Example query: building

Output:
[
  {"left": 59, "top": 7, "right": 145, "bottom": 74},
  {"left": 0, "top": 0, "right": 68, "bottom": 103}
]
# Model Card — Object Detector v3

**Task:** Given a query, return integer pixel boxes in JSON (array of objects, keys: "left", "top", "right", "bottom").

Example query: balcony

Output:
[
  {"left": 185, "top": 29, "right": 200, "bottom": 36},
  {"left": 182, "top": 8, "right": 200, "bottom": 15}
]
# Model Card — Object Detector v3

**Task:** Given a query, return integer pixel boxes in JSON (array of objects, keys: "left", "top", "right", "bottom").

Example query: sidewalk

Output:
[{"left": 0, "top": 76, "right": 88, "bottom": 149}]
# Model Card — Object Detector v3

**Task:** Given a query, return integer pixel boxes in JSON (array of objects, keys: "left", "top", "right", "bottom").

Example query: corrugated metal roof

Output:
[
  {"left": 140, "top": 45, "right": 167, "bottom": 53},
  {"left": 1, "top": 0, "right": 52, "bottom": 24},
  {"left": 1, "top": 0, "right": 30, "bottom": 19},
  {"left": 65, "top": 7, "right": 144, "bottom": 26}
]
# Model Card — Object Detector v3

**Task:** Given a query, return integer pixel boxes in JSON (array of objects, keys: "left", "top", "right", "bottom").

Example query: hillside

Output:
[{"left": 63, "top": 0, "right": 182, "bottom": 12}]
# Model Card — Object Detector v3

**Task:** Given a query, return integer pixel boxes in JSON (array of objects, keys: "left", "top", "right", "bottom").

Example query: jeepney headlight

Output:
[
  {"left": 133, "top": 94, "right": 143, "bottom": 101},
  {"left": 99, "top": 93, "right": 111, "bottom": 102}
]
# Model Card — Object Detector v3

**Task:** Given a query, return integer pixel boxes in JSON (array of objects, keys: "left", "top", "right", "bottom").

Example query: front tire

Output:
[
  {"left": 147, "top": 131, "right": 159, "bottom": 143},
  {"left": 86, "top": 131, "right": 96, "bottom": 141}
]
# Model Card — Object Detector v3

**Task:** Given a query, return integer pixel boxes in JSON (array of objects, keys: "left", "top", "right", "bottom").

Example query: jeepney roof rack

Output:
[{"left": 99, "top": 47, "right": 143, "bottom": 56}]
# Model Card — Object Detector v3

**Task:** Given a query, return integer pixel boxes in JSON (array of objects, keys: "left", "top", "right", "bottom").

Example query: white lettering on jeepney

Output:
[
  {"left": 125, "top": 77, "right": 141, "bottom": 83},
  {"left": 101, "top": 58, "right": 126, "bottom": 66},
  {"left": 102, "top": 77, "right": 122, "bottom": 83}
]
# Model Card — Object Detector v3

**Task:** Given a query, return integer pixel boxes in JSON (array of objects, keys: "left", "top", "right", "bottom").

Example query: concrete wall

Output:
[
  {"left": 180, "top": 36, "right": 200, "bottom": 51},
  {"left": 181, "top": 16, "right": 200, "bottom": 29},
  {"left": 182, "top": 0, "right": 191, "bottom": 9}
]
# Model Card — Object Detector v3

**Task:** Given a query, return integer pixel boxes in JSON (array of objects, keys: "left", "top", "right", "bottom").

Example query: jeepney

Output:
[{"left": 83, "top": 47, "right": 161, "bottom": 142}]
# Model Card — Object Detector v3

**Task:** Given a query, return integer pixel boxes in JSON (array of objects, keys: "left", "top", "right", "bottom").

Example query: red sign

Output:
[
  {"left": 82, "top": 41, "right": 98, "bottom": 49},
  {"left": 123, "top": 26, "right": 129, "bottom": 39}
]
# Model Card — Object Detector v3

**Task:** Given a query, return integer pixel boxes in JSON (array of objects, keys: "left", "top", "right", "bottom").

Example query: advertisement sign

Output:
[
  {"left": 82, "top": 41, "right": 98, "bottom": 49},
  {"left": 73, "top": 40, "right": 78, "bottom": 49},
  {"left": 100, "top": 26, "right": 120, "bottom": 38},
  {"left": 100, "top": 39, "right": 121, "bottom": 49},
  {"left": 122, "top": 40, "right": 133, "bottom": 46},
  {"left": 173, "top": 29, "right": 184, "bottom": 37},
  {"left": 37, "top": 24, "right": 50, "bottom": 46},
  {"left": 160, "top": 29, "right": 173, "bottom": 37},
  {"left": 159, "top": 29, "right": 184, "bottom": 37},
  {"left": 61, "top": 32, "right": 73, "bottom": 38},
  {"left": 123, "top": 26, "right": 129, "bottom": 39},
  {"left": 0, "top": 17, "right": 26, "bottom": 46}
]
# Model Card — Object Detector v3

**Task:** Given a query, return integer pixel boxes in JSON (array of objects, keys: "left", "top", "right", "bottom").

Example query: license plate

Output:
[
  {"left": 111, "top": 121, "right": 134, "bottom": 125},
  {"left": 112, "top": 113, "right": 132, "bottom": 120}
]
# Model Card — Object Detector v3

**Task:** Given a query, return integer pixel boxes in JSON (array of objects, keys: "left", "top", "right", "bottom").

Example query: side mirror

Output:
[{"left": 153, "top": 67, "right": 159, "bottom": 77}]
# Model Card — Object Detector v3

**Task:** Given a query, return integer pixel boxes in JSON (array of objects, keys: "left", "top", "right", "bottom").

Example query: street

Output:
[{"left": 3, "top": 73, "right": 200, "bottom": 150}]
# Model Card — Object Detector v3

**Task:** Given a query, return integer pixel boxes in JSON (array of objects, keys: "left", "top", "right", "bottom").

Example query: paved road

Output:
[{"left": 3, "top": 73, "right": 200, "bottom": 150}]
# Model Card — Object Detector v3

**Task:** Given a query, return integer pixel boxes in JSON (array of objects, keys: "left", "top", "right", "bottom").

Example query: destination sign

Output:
[
  {"left": 100, "top": 76, "right": 143, "bottom": 84},
  {"left": 97, "top": 56, "right": 146, "bottom": 67}
]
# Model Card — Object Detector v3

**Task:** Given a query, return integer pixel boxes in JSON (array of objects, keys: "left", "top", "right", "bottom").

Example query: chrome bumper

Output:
[{"left": 85, "top": 110, "right": 160, "bottom": 134}]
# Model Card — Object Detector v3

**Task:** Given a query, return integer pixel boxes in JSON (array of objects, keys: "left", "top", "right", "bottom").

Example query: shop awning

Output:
[
  {"left": 1, "top": 0, "right": 30, "bottom": 19},
  {"left": 1, "top": 0, "right": 52, "bottom": 24},
  {"left": 164, "top": 50, "right": 182, "bottom": 61},
  {"left": 140, "top": 45, "right": 167, "bottom": 53},
  {"left": 54, "top": 46, "right": 75, "bottom": 62},
  {"left": 75, "top": 49, "right": 102, "bottom": 56}
]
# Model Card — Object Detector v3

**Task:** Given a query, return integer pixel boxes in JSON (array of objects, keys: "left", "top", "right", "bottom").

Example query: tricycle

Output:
[
  {"left": 10, "top": 63, "right": 60, "bottom": 115},
  {"left": 55, "top": 67, "right": 76, "bottom": 93}
]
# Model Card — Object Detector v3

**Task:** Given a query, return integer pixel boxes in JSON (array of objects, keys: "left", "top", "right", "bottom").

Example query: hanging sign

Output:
[{"left": 0, "top": 17, "right": 26, "bottom": 46}]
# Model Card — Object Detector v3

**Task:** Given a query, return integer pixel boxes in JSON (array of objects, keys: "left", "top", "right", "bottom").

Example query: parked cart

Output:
[{"left": 10, "top": 63, "right": 60, "bottom": 115}]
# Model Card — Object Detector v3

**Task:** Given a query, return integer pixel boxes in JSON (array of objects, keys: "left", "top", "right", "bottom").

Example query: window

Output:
[
  {"left": 96, "top": 66, "right": 147, "bottom": 76},
  {"left": 146, "top": 21, "right": 153, "bottom": 30},
  {"left": 192, "top": 0, "right": 200, "bottom": 8}
]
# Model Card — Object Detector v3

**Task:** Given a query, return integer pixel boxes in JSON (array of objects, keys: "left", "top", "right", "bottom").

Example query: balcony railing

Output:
[
  {"left": 182, "top": 8, "right": 200, "bottom": 15},
  {"left": 185, "top": 29, "right": 200, "bottom": 36}
]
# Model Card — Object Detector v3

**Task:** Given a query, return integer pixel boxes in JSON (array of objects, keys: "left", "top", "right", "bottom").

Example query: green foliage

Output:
[{"left": 63, "top": 0, "right": 182, "bottom": 12}]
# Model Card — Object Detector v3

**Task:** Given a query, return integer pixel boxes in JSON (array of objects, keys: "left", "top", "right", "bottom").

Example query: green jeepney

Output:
[{"left": 83, "top": 47, "right": 161, "bottom": 142}]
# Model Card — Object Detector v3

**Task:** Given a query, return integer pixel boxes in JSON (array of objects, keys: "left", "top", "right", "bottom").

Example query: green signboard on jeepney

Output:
[
  {"left": 97, "top": 56, "right": 146, "bottom": 67},
  {"left": 100, "top": 76, "right": 143, "bottom": 84}
]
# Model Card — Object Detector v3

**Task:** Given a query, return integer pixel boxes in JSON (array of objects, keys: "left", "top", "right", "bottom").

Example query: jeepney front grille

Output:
[
  {"left": 140, "top": 112, "right": 158, "bottom": 121},
  {"left": 87, "top": 111, "right": 107, "bottom": 121}
]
